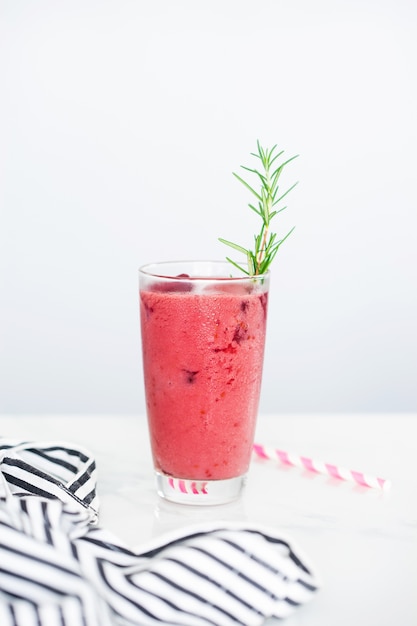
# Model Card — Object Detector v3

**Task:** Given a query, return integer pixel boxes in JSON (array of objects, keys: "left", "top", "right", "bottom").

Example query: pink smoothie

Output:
[{"left": 140, "top": 283, "right": 268, "bottom": 481}]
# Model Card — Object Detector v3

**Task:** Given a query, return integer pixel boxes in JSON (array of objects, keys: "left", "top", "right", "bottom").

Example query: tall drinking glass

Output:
[{"left": 139, "top": 261, "right": 269, "bottom": 505}]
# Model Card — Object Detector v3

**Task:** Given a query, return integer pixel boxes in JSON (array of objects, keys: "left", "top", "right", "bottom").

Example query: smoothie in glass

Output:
[{"left": 139, "top": 261, "right": 269, "bottom": 504}]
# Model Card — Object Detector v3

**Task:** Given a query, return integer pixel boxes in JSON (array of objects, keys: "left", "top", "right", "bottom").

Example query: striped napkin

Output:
[{"left": 0, "top": 438, "right": 320, "bottom": 626}]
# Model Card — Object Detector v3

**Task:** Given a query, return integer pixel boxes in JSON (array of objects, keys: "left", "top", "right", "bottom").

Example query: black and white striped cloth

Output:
[{"left": 0, "top": 438, "right": 320, "bottom": 626}]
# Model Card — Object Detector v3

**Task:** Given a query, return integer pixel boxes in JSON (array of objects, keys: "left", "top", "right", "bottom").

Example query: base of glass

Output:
[{"left": 155, "top": 471, "right": 246, "bottom": 506}]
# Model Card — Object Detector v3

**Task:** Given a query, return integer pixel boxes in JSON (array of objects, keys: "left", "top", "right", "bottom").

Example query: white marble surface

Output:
[{"left": 1, "top": 413, "right": 416, "bottom": 625}]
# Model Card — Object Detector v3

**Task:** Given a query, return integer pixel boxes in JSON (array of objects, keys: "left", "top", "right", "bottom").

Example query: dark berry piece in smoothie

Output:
[
  {"left": 233, "top": 321, "right": 248, "bottom": 344},
  {"left": 183, "top": 369, "right": 199, "bottom": 384},
  {"left": 150, "top": 276, "right": 193, "bottom": 293}
]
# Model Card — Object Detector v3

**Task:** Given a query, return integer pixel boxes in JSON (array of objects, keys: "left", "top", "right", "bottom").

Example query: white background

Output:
[{"left": 1, "top": 0, "right": 416, "bottom": 415}]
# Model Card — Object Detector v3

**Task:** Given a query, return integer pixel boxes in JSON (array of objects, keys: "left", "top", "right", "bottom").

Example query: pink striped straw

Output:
[
  {"left": 252, "top": 443, "right": 391, "bottom": 491},
  {"left": 168, "top": 477, "right": 209, "bottom": 495}
]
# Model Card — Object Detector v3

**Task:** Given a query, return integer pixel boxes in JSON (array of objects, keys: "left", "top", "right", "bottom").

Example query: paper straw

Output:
[
  {"left": 252, "top": 443, "right": 391, "bottom": 491},
  {"left": 168, "top": 477, "right": 208, "bottom": 495}
]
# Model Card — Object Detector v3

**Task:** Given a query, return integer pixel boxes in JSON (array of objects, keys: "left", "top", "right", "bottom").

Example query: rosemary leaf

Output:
[{"left": 219, "top": 141, "right": 298, "bottom": 276}]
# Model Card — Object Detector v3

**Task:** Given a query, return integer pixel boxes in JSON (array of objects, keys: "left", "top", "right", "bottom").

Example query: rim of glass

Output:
[{"left": 139, "top": 260, "right": 269, "bottom": 281}]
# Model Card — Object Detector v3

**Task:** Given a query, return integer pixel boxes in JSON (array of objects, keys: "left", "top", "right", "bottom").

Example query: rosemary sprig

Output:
[{"left": 219, "top": 140, "right": 298, "bottom": 276}]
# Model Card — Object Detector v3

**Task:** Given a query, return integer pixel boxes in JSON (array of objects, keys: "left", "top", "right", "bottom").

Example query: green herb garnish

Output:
[{"left": 219, "top": 140, "right": 298, "bottom": 276}]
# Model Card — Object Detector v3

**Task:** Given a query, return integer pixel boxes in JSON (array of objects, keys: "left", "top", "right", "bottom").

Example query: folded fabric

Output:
[{"left": 0, "top": 438, "right": 320, "bottom": 626}]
